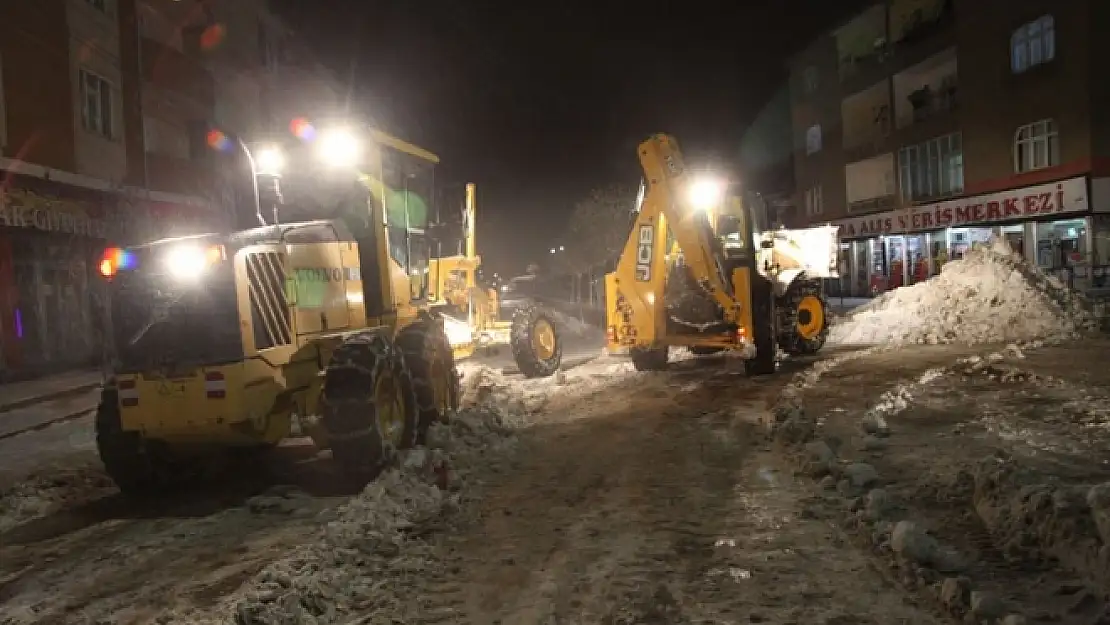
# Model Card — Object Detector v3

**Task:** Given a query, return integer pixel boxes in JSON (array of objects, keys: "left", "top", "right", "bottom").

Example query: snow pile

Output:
[
  {"left": 0, "top": 467, "right": 116, "bottom": 534},
  {"left": 831, "top": 238, "right": 1097, "bottom": 346},
  {"left": 163, "top": 401, "right": 516, "bottom": 625}
]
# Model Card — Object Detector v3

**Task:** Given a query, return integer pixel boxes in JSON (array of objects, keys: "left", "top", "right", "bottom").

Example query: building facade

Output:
[
  {"left": 789, "top": 0, "right": 1110, "bottom": 297},
  {"left": 0, "top": 0, "right": 357, "bottom": 379},
  {"left": 0, "top": 1, "right": 243, "bottom": 378}
]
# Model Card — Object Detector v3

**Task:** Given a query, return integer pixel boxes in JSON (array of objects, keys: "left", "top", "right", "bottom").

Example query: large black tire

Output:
[
  {"left": 321, "top": 329, "right": 418, "bottom": 483},
  {"left": 630, "top": 346, "right": 669, "bottom": 371},
  {"left": 776, "top": 278, "right": 829, "bottom": 356},
  {"left": 396, "top": 317, "right": 460, "bottom": 445},
  {"left": 95, "top": 387, "right": 176, "bottom": 497},
  {"left": 510, "top": 304, "right": 562, "bottom": 378},
  {"left": 745, "top": 276, "right": 778, "bottom": 377}
]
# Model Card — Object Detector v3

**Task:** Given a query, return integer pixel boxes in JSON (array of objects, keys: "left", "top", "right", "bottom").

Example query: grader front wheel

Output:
[
  {"left": 397, "top": 318, "right": 460, "bottom": 445},
  {"left": 510, "top": 304, "right": 563, "bottom": 378},
  {"left": 321, "top": 329, "right": 418, "bottom": 483}
]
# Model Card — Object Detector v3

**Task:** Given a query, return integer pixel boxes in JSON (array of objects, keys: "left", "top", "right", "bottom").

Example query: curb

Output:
[
  {"left": 0, "top": 381, "right": 103, "bottom": 415},
  {"left": 0, "top": 405, "right": 96, "bottom": 442}
]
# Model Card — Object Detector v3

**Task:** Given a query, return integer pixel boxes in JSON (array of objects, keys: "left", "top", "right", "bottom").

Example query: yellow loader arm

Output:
[{"left": 609, "top": 134, "right": 745, "bottom": 345}]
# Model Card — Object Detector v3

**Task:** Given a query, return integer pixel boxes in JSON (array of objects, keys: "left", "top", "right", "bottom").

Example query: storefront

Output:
[
  {"left": 831, "top": 176, "right": 1110, "bottom": 296},
  {"left": 0, "top": 182, "right": 220, "bottom": 379}
]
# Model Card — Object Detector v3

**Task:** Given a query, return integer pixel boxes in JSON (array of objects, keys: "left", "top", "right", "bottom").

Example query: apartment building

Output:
[
  {"left": 0, "top": 0, "right": 217, "bottom": 377},
  {"left": 0, "top": 0, "right": 344, "bottom": 378},
  {"left": 790, "top": 0, "right": 1110, "bottom": 297}
]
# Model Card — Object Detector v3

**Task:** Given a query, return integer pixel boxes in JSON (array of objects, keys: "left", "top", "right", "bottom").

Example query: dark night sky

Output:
[{"left": 269, "top": 0, "right": 864, "bottom": 274}]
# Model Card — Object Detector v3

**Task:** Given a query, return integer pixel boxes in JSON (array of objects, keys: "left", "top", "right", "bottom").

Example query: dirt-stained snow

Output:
[{"left": 831, "top": 238, "right": 1097, "bottom": 347}]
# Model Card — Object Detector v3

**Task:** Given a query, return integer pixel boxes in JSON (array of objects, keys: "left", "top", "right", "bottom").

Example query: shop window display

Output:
[
  {"left": 1092, "top": 215, "right": 1110, "bottom": 287},
  {"left": 906, "top": 234, "right": 929, "bottom": 284},
  {"left": 931, "top": 238, "right": 949, "bottom": 275},
  {"left": 869, "top": 238, "right": 887, "bottom": 295},
  {"left": 886, "top": 236, "right": 906, "bottom": 290},
  {"left": 854, "top": 241, "right": 869, "bottom": 296},
  {"left": 1001, "top": 224, "right": 1025, "bottom": 259},
  {"left": 947, "top": 227, "right": 992, "bottom": 260},
  {"left": 1035, "top": 219, "right": 1086, "bottom": 269}
]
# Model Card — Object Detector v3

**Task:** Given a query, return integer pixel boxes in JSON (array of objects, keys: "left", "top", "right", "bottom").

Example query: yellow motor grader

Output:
[
  {"left": 94, "top": 128, "right": 559, "bottom": 496},
  {"left": 425, "top": 183, "right": 562, "bottom": 378},
  {"left": 605, "top": 133, "right": 839, "bottom": 373}
]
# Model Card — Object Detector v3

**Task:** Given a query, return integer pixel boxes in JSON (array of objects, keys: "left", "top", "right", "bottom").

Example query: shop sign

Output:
[
  {"left": 833, "top": 176, "right": 1089, "bottom": 239},
  {"left": 0, "top": 189, "right": 108, "bottom": 238}
]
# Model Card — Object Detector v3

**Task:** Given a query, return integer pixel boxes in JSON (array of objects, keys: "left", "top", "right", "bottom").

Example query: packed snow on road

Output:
[{"left": 2, "top": 236, "right": 1109, "bottom": 624}]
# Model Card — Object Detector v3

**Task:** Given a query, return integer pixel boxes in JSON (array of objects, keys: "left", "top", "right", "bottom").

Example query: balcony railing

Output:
[{"left": 906, "top": 82, "right": 958, "bottom": 125}]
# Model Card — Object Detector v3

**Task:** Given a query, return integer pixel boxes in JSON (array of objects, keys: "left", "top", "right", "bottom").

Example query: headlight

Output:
[
  {"left": 688, "top": 176, "right": 725, "bottom": 212},
  {"left": 441, "top": 315, "right": 473, "bottom": 347},
  {"left": 164, "top": 244, "right": 224, "bottom": 281}
]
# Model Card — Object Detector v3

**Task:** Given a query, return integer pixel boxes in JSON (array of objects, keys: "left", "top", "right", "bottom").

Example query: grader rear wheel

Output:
[
  {"left": 510, "top": 304, "right": 563, "bottom": 378},
  {"left": 95, "top": 388, "right": 179, "bottom": 497},
  {"left": 397, "top": 317, "right": 460, "bottom": 445},
  {"left": 321, "top": 329, "right": 418, "bottom": 483},
  {"left": 776, "top": 278, "right": 829, "bottom": 356}
]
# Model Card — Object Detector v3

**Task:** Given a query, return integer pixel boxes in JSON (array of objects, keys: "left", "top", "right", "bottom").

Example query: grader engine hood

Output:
[{"left": 759, "top": 225, "right": 840, "bottom": 280}]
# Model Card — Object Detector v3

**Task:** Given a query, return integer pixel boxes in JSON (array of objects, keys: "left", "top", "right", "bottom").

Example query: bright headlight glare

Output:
[
  {"left": 164, "top": 245, "right": 216, "bottom": 280},
  {"left": 688, "top": 177, "right": 725, "bottom": 212},
  {"left": 316, "top": 128, "right": 362, "bottom": 167},
  {"left": 441, "top": 315, "right": 474, "bottom": 347}
]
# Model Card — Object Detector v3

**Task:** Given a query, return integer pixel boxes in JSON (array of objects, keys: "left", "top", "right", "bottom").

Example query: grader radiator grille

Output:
[{"left": 245, "top": 251, "right": 292, "bottom": 349}]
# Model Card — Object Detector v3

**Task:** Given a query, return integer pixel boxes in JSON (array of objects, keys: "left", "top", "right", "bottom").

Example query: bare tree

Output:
[{"left": 556, "top": 184, "right": 636, "bottom": 306}]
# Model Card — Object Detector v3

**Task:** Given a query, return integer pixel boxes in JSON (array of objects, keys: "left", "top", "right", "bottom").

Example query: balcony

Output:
[
  {"left": 889, "top": 0, "right": 955, "bottom": 48},
  {"left": 894, "top": 47, "right": 957, "bottom": 128},
  {"left": 141, "top": 37, "right": 215, "bottom": 110},
  {"left": 842, "top": 80, "right": 892, "bottom": 159},
  {"left": 836, "top": 5, "right": 888, "bottom": 81}
]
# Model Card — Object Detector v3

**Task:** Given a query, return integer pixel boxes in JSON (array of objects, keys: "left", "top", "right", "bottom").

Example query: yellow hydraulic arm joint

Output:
[{"left": 635, "top": 134, "right": 742, "bottom": 321}]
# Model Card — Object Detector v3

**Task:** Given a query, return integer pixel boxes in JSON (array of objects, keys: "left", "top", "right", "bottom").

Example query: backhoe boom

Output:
[{"left": 610, "top": 134, "right": 744, "bottom": 345}]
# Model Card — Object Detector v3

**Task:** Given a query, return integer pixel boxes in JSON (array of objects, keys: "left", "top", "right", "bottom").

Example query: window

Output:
[
  {"left": 80, "top": 70, "right": 114, "bottom": 139},
  {"left": 1014, "top": 119, "right": 1059, "bottom": 173},
  {"left": 803, "top": 66, "right": 819, "bottom": 94},
  {"left": 1011, "top": 15, "right": 1055, "bottom": 74},
  {"left": 898, "top": 133, "right": 963, "bottom": 203},
  {"left": 804, "top": 186, "right": 823, "bottom": 216},
  {"left": 805, "top": 124, "right": 822, "bottom": 155}
]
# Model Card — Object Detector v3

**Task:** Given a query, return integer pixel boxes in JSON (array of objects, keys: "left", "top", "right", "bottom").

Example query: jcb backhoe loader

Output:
[
  {"left": 604, "top": 133, "right": 839, "bottom": 374},
  {"left": 94, "top": 127, "right": 559, "bottom": 496}
]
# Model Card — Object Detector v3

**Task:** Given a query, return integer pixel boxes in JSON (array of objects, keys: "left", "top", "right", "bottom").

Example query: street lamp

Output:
[{"left": 236, "top": 138, "right": 285, "bottom": 227}]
